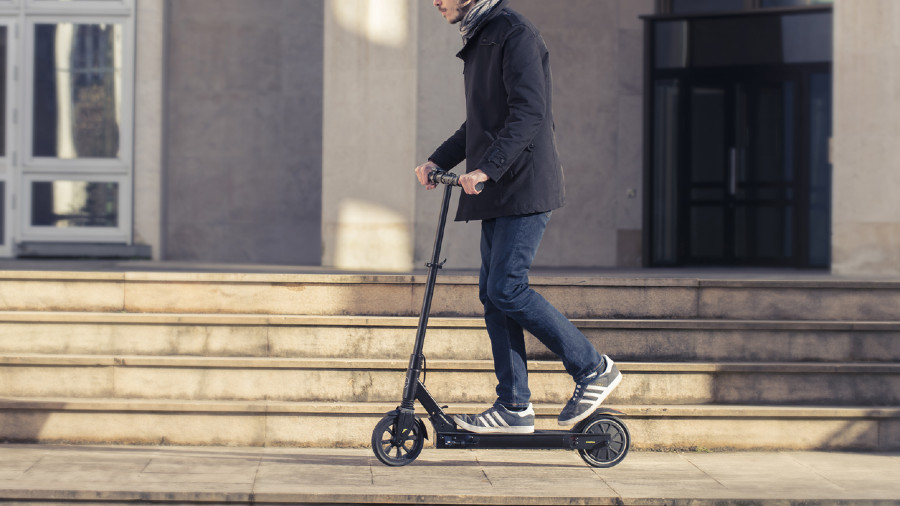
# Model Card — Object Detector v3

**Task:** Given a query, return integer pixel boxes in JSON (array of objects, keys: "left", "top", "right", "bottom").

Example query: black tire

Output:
[
  {"left": 577, "top": 414, "right": 630, "bottom": 468},
  {"left": 371, "top": 414, "right": 425, "bottom": 467}
]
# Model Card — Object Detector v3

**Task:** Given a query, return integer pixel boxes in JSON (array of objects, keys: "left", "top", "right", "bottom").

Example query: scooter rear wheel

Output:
[
  {"left": 371, "top": 414, "right": 426, "bottom": 466},
  {"left": 577, "top": 414, "right": 630, "bottom": 468}
]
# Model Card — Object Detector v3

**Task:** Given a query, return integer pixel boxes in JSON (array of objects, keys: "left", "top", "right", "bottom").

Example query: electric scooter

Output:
[{"left": 370, "top": 170, "right": 631, "bottom": 468}]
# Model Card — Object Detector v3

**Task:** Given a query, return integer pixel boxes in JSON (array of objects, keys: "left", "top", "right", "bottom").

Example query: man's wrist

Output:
[{"left": 471, "top": 169, "right": 491, "bottom": 182}]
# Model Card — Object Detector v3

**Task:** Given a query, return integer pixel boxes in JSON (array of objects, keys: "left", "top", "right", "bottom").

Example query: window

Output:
[
  {"left": 761, "top": 0, "right": 833, "bottom": 7},
  {"left": 655, "top": 21, "right": 687, "bottom": 69},
  {"left": 660, "top": 0, "right": 833, "bottom": 15},
  {"left": 0, "top": 25, "right": 5, "bottom": 158},
  {"left": 0, "top": 23, "right": 9, "bottom": 255},
  {"left": 670, "top": 0, "right": 747, "bottom": 14},
  {"left": 31, "top": 180, "right": 119, "bottom": 228},
  {"left": 32, "top": 23, "right": 123, "bottom": 159},
  {"left": 22, "top": 173, "right": 129, "bottom": 239},
  {"left": 652, "top": 10, "right": 833, "bottom": 68}
]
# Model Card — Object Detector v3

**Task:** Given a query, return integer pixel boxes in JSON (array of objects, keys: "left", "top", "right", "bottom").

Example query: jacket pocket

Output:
[
  {"left": 506, "top": 143, "right": 535, "bottom": 180},
  {"left": 479, "top": 36, "right": 498, "bottom": 47}
]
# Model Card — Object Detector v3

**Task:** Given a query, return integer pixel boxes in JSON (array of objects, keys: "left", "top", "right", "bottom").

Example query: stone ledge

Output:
[
  {"left": 3, "top": 269, "right": 899, "bottom": 288},
  {"left": 0, "top": 399, "right": 896, "bottom": 450},
  {"left": 1, "top": 311, "right": 899, "bottom": 330},
  {"left": 2, "top": 355, "right": 899, "bottom": 374},
  {"left": 698, "top": 279, "right": 900, "bottom": 289},
  {"left": 1, "top": 398, "right": 898, "bottom": 419},
  {"left": 16, "top": 242, "right": 152, "bottom": 260}
]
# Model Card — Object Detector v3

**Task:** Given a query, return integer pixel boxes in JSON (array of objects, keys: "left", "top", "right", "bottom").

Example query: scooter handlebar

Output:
[{"left": 428, "top": 170, "right": 485, "bottom": 192}]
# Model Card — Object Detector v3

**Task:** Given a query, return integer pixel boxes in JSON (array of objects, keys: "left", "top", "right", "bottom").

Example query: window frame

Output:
[
  {"left": 0, "top": 18, "right": 16, "bottom": 257},
  {"left": 25, "top": 0, "right": 132, "bottom": 16},
  {"left": 20, "top": 171, "right": 130, "bottom": 241},
  {"left": 0, "top": 1, "right": 21, "bottom": 14}
]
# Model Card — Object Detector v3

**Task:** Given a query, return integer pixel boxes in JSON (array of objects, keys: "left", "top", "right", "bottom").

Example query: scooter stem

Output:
[{"left": 401, "top": 182, "right": 454, "bottom": 407}]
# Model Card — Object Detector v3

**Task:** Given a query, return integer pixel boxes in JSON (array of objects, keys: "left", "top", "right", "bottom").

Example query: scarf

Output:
[{"left": 459, "top": 0, "right": 502, "bottom": 44}]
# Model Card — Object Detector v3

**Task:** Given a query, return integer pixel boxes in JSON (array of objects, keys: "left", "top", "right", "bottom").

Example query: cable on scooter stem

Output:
[{"left": 428, "top": 170, "right": 485, "bottom": 192}]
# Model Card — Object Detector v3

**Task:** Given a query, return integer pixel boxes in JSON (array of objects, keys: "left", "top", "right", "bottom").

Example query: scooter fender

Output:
[{"left": 384, "top": 409, "right": 429, "bottom": 441}]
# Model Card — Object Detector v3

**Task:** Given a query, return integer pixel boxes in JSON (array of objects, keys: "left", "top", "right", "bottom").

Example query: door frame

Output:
[
  {"left": 648, "top": 63, "right": 830, "bottom": 267},
  {"left": 0, "top": 1, "right": 135, "bottom": 258},
  {"left": 0, "top": 18, "right": 17, "bottom": 258},
  {"left": 642, "top": 6, "right": 834, "bottom": 269}
]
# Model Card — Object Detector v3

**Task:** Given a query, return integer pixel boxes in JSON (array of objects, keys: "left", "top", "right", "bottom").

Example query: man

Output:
[{"left": 415, "top": 0, "right": 622, "bottom": 434}]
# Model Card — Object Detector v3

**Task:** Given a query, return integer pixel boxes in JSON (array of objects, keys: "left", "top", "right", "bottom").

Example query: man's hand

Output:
[
  {"left": 415, "top": 161, "right": 440, "bottom": 190},
  {"left": 459, "top": 170, "right": 490, "bottom": 195}
]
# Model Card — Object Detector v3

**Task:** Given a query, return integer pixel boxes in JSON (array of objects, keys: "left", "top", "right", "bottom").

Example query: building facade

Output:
[{"left": 0, "top": 0, "right": 896, "bottom": 276}]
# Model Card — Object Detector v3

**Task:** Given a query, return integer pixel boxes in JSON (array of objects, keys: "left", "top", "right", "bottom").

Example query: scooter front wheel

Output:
[
  {"left": 371, "top": 414, "right": 426, "bottom": 466},
  {"left": 577, "top": 414, "right": 630, "bottom": 468}
]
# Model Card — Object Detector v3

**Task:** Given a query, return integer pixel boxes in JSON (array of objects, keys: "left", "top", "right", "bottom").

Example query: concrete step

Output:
[
  {"left": 0, "top": 397, "right": 896, "bottom": 450},
  {"left": 1, "top": 312, "right": 898, "bottom": 363},
  {"left": 1, "top": 355, "right": 898, "bottom": 406},
  {"left": 2, "top": 271, "right": 900, "bottom": 320}
]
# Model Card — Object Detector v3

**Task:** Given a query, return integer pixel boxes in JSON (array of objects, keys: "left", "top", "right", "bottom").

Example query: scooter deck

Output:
[{"left": 435, "top": 430, "right": 611, "bottom": 450}]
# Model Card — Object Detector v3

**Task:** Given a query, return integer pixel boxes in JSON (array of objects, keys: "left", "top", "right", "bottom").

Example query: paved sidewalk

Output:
[{"left": 0, "top": 445, "right": 896, "bottom": 505}]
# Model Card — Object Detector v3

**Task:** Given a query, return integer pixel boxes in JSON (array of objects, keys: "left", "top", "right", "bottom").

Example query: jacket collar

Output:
[{"left": 456, "top": 0, "right": 509, "bottom": 59}]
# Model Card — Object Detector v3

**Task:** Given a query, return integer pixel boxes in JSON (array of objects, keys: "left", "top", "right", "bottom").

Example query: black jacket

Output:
[{"left": 428, "top": 0, "right": 566, "bottom": 222}]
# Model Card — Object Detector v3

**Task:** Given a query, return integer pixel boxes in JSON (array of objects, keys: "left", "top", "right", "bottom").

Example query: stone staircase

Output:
[{"left": 0, "top": 270, "right": 898, "bottom": 450}]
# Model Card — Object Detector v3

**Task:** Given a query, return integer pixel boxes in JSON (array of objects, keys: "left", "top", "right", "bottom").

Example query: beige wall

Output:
[
  {"left": 321, "top": 0, "right": 420, "bottom": 271},
  {"left": 832, "top": 0, "right": 900, "bottom": 275},
  {"left": 134, "top": 0, "right": 165, "bottom": 260}
]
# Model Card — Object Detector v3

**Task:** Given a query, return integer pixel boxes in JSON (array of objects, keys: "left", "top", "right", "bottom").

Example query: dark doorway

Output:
[{"left": 644, "top": 7, "right": 832, "bottom": 268}]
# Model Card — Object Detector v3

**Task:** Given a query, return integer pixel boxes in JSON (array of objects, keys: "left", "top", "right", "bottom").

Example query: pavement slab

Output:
[{"left": 0, "top": 444, "right": 896, "bottom": 505}]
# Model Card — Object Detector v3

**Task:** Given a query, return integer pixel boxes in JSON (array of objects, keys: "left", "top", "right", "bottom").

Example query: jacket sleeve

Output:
[
  {"left": 475, "top": 25, "right": 546, "bottom": 182},
  {"left": 428, "top": 121, "right": 467, "bottom": 170}
]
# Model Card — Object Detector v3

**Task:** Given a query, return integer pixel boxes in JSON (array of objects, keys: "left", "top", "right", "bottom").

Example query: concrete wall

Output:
[
  {"left": 832, "top": 0, "right": 900, "bottom": 275},
  {"left": 159, "top": 0, "right": 651, "bottom": 269},
  {"left": 518, "top": 0, "right": 650, "bottom": 268},
  {"left": 164, "top": 0, "right": 323, "bottom": 265}
]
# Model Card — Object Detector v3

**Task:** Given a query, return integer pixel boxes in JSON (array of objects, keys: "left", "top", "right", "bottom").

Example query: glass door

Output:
[
  {"left": 0, "top": 2, "right": 135, "bottom": 258},
  {"left": 685, "top": 74, "right": 800, "bottom": 266},
  {"left": 733, "top": 79, "right": 798, "bottom": 265}
]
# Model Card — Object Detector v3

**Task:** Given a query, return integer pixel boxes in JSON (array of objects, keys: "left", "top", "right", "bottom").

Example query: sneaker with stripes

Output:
[
  {"left": 557, "top": 355, "right": 622, "bottom": 427},
  {"left": 453, "top": 403, "right": 535, "bottom": 434}
]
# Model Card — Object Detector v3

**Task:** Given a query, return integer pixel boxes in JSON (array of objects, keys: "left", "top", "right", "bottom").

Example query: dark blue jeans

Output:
[{"left": 479, "top": 212, "right": 603, "bottom": 409}]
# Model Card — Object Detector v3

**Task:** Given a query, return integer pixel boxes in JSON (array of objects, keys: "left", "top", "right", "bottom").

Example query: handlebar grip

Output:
[{"left": 428, "top": 171, "right": 485, "bottom": 192}]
